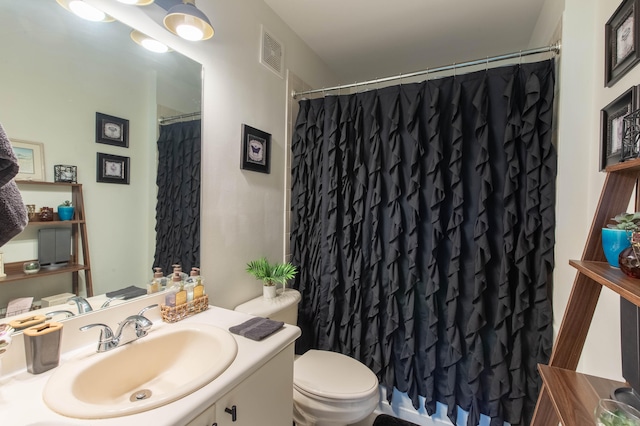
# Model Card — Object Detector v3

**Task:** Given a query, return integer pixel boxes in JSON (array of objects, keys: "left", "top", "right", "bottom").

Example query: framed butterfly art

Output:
[{"left": 240, "top": 124, "right": 271, "bottom": 174}]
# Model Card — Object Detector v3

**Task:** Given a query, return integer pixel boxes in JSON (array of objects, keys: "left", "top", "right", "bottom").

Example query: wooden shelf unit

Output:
[
  {"left": 531, "top": 158, "right": 640, "bottom": 425},
  {"left": 0, "top": 181, "right": 93, "bottom": 297}
]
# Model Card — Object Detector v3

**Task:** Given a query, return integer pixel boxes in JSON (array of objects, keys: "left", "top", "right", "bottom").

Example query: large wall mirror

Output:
[{"left": 0, "top": 0, "right": 202, "bottom": 324}]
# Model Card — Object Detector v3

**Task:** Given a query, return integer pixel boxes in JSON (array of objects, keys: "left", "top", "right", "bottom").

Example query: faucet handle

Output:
[
  {"left": 138, "top": 304, "right": 159, "bottom": 318},
  {"left": 80, "top": 323, "right": 115, "bottom": 352},
  {"left": 45, "top": 310, "right": 74, "bottom": 320}
]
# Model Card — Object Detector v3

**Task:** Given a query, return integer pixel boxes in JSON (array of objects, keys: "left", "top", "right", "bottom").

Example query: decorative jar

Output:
[
  {"left": 38, "top": 207, "right": 53, "bottom": 222},
  {"left": 23, "top": 261, "right": 40, "bottom": 275}
]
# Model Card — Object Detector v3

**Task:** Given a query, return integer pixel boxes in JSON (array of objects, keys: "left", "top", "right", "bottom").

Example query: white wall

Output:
[{"left": 555, "top": 0, "right": 640, "bottom": 383}]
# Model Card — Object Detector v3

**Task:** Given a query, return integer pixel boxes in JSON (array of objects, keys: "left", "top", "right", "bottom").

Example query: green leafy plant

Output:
[
  {"left": 607, "top": 212, "right": 640, "bottom": 232},
  {"left": 59, "top": 200, "right": 72, "bottom": 207},
  {"left": 246, "top": 257, "right": 298, "bottom": 287}
]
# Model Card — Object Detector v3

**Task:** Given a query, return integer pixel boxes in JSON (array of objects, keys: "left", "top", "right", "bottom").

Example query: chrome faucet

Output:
[
  {"left": 100, "top": 295, "right": 125, "bottom": 309},
  {"left": 67, "top": 296, "right": 93, "bottom": 314},
  {"left": 80, "top": 304, "right": 158, "bottom": 353},
  {"left": 45, "top": 310, "right": 74, "bottom": 320}
]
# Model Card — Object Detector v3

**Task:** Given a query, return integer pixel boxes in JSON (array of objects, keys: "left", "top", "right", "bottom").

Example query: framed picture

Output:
[
  {"left": 605, "top": 0, "right": 640, "bottom": 87},
  {"left": 54, "top": 165, "right": 77, "bottom": 183},
  {"left": 600, "top": 86, "right": 638, "bottom": 170},
  {"left": 96, "top": 152, "right": 129, "bottom": 184},
  {"left": 96, "top": 112, "right": 129, "bottom": 148},
  {"left": 240, "top": 124, "right": 271, "bottom": 174},
  {"left": 11, "top": 139, "right": 45, "bottom": 181}
]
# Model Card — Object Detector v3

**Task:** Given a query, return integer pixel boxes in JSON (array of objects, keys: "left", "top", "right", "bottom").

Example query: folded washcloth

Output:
[
  {"left": 0, "top": 122, "right": 27, "bottom": 247},
  {"left": 229, "top": 317, "right": 284, "bottom": 341},
  {"left": 106, "top": 285, "right": 147, "bottom": 300}
]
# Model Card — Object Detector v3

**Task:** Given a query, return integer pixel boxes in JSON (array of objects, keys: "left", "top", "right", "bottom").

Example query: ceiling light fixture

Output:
[
  {"left": 130, "top": 30, "right": 171, "bottom": 53},
  {"left": 116, "top": 0, "right": 155, "bottom": 5},
  {"left": 163, "top": 0, "right": 214, "bottom": 41},
  {"left": 56, "top": 0, "right": 114, "bottom": 22}
]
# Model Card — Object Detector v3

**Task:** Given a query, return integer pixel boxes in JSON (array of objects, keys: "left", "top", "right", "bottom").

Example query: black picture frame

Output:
[
  {"left": 96, "top": 112, "right": 129, "bottom": 148},
  {"left": 240, "top": 124, "right": 271, "bottom": 174},
  {"left": 605, "top": 0, "right": 640, "bottom": 87},
  {"left": 600, "top": 86, "right": 638, "bottom": 170},
  {"left": 54, "top": 164, "right": 77, "bottom": 183},
  {"left": 96, "top": 152, "right": 130, "bottom": 184}
]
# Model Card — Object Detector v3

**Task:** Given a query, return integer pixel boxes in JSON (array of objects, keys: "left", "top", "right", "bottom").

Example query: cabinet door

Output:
[
  {"left": 216, "top": 344, "right": 294, "bottom": 426},
  {"left": 185, "top": 403, "right": 216, "bottom": 426}
]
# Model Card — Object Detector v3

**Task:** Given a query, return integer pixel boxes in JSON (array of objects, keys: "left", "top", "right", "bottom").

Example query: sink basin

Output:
[{"left": 43, "top": 322, "right": 238, "bottom": 419}]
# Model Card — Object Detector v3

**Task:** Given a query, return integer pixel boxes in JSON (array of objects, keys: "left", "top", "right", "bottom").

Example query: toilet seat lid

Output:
[{"left": 294, "top": 350, "right": 378, "bottom": 400}]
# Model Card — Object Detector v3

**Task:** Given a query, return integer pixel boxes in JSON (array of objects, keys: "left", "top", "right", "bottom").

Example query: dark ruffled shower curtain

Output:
[
  {"left": 154, "top": 120, "right": 201, "bottom": 274},
  {"left": 290, "top": 60, "right": 555, "bottom": 426}
]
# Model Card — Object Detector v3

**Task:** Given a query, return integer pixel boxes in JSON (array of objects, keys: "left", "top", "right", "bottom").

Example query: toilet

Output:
[{"left": 234, "top": 289, "right": 379, "bottom": 426}]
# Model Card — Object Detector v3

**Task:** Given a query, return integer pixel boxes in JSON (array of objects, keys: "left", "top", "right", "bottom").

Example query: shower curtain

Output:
[
  {"left": 154, "top": 119, "right": 201, "bottom": 275},
  {"left": 290, "top": 60, "right": 555, "bottom": 426}
]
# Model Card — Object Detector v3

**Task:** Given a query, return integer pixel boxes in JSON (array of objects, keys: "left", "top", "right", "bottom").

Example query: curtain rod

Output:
[
  {"left": 158, "top": 111, "right": 201, "bottom": 124},
  {"left": 292, "top": 42, "right": 561, "bottom": 99}
]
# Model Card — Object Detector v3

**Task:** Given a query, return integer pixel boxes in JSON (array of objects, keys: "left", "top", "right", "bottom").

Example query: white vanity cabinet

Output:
[{"left": 187, "top": 342, "right": 295, "bottom": 426}]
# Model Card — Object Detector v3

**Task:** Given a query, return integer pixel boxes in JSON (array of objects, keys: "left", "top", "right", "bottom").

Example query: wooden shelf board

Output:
[
  {"left": 539, "top": 364, "right": 627, "bottom": 426},
  {"left": 0, "top": 261, "right": 89, "bottom": 284},
  {"left": 570, "top": 260, "right": 640, "bottom": 306},
  {"left": 15, "top": 181, "right": 80, "bottom": 188},
  {"left": 606, "top": 158, "right": 640, "bottom": 173}
]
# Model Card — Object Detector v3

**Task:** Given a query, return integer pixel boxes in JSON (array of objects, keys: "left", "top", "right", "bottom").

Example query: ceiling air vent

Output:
[{"left": 260, "top": 26, "right": 284, "bottom": 78}]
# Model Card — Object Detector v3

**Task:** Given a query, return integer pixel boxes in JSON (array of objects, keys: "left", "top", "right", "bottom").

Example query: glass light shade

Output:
[
  {"left": 130, "top": 30, "right": 171, "bottom": 53},
  {"left": 164, "top": 1, "right": 214, "bottom": 41},
  {"left": 117, "top": 0, "right": 155, "bottom": 5},
  {"left": 69, "top": 0, "right": 106, "bottom": 21},
  {"left": 55, "top": 0, "right": 114, "bottom": 22}
]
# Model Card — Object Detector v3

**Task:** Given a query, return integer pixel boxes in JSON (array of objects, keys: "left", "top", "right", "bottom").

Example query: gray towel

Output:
[
  {"left": 229, "top": 317, "right": 284, "bottom": 341},
  {"left": 0, "top": 122, "right": 28, "bottom": 247},
  {"left": 106, "top": 286, "right": 147, "bottom": 300}
]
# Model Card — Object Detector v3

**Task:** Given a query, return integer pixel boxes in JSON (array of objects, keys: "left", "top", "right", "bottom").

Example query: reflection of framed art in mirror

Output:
[
  {"left": 96, "top": 152, "right": 130, "bottom": 184},
  {"left": 11, "top": 139, "right": 45, "bottom": 181},
  {"left": 54, "top": 165, "right": 77, "bottom": 183}
]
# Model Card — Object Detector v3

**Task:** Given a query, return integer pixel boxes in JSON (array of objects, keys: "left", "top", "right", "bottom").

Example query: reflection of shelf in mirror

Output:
[
  {"left": 26, "top": 219, "right": 84, "bottom": 226},
  {"left": 538, "top": 364, "right": 627, "bottom": 426},
  {"left": 0, "top": 261, "right": 89, "bottom": 284}
]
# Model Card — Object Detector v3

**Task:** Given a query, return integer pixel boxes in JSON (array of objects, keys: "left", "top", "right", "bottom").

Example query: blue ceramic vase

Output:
[
  {"left": 57, "top": 206, "right": 74, "bottom": 221},
  {"left": 602, "top": 228, "right": 631, "bottom": 267}
]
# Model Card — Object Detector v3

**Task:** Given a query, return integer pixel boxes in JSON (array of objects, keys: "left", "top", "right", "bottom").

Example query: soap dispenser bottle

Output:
[
  {"left": 148, "top": 267, "right": 162, "bottom": 294},
  {"left": 184, "top": 268, "right": 198, "bottom": 302},
  {"left": 192, "top": 267, "right": 205, "bottom": 299},
  {"left": 173, "top": 272, "right": 187, "bottom": 306}
]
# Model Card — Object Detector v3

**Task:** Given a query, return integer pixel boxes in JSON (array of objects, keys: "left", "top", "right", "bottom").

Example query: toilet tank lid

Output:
[{"left": 234, "top": 288, "right": 301, "bottom": 318}]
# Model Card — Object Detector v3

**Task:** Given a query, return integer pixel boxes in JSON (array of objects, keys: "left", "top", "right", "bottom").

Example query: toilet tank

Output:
[{"left": 234, "top": 288, "right": 301, "bottom": 325}]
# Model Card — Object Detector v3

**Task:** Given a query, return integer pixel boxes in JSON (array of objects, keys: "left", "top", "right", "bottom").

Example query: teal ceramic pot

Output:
[
  {"left": 602, "top": 228, "right": 631, "bottom": 267},
  {"left": 57, "top": 206, "right": 74, "bottom": 221}
]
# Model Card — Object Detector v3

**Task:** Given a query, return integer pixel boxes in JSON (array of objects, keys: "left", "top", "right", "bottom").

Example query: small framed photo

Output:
[
  {"left": 96, "top": 112, "right": 129, "bottom": 148},
  {"left": 240, "top": 124, "right": 271, "bottom": 174},
  {"left": 96, "top": 152, "right": 129, "bottom": 184},
  {"left": 600, "top": 86, "right": 638, "bottom": 170},
  {"left": 605, "top": 0, "right": 640, "bottom": 87},
  {"left": 54, "top": 165, "right": 77, "bottom": 183},
  {"left": 11, "top": 139, "right": 45, "bottom": 181}
]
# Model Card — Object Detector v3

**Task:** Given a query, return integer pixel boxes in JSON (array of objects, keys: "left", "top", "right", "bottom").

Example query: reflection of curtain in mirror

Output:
[
  {"left": 290, "top": 60, "right": 556, "bottom": 426},
  {"left": 154, "top": 120, "right": 201, "bottom": 275}
]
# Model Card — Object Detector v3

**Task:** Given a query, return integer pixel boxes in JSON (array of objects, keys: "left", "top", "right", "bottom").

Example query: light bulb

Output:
[
  {"left": 141, "top": 39, "right": 169, "bottom": 53},
  {"left": 117, "top": 0, "right": 140, "bottom": 4},
  {"left": 176, "top": 24, "right": 204, "bottom": 41},
  {"left": 68, "top": 0, "right": 106, "bottom": 21}
]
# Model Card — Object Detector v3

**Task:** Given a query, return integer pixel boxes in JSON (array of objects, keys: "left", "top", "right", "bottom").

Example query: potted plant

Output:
[
  {"left": 246, "top": 257, "right": 298, "bottom": 299},
  {"left": 57, "top": 200, "right": 74, "bottom": 221},
  {"left": 602, "top": 212, "right": 640, "bottom": 267}
]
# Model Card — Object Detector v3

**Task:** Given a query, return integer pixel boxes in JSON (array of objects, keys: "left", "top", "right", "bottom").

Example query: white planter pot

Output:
[{"left": 263, "top": 285, "right": 277, "bottom": 299}]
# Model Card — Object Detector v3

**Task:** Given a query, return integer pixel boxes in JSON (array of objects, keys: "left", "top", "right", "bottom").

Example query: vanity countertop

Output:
[{"left": 0, "top": 305, "right": 301, "bottom": 425}]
